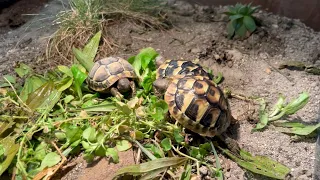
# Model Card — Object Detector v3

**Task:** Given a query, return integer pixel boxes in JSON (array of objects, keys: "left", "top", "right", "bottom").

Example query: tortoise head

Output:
[
  {"left": 117, "top": 78, "right": 131, "bottom": 93},
  {"left": 153, "top": 78, "right": 170, "bottom": 96},
  {"left": 155, "top": 55, "right": 165, "bottom": 68}
]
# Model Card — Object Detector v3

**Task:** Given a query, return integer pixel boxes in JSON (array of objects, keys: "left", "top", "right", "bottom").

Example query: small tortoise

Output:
[
  {"left": 87, "top": 57, "right": 137, "bottom": 99},
  {"left": 155, "top": 57, "right": 212, "bottom": 80},
  {"left": 153, "top": 75, "right": 239, "bottom": 153}
]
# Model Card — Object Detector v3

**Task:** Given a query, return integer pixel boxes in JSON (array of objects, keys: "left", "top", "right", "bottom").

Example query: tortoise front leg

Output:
[
  {"left": 130, "top": 81, "right": 136, "bottom": 97},
  {"left": 217, "top": 132, "right": 240, "bottom": 156},
  {"left": 110, "top": 87, "right": 123, "bottom": 100}
]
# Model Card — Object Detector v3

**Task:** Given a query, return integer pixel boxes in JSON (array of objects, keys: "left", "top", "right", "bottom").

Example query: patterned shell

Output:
[
  {"left": 164, "top": 75, "right": 232, "bottom": 137},
  {"left": 87, "top": 57, "right": 136, "bottom": 92},
  {"left": 156, "top": 59, "right": 211, "bottom": 79}
]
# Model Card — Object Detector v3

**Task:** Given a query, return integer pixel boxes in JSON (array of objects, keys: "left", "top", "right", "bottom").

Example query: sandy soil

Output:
[{"left": 0, "top": 0, "right": 319, "bottom": 179}]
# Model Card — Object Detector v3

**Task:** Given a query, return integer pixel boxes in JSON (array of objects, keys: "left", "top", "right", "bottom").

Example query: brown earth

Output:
[{"left": 0, "top": 0, "right": 319, "bottom": 180}]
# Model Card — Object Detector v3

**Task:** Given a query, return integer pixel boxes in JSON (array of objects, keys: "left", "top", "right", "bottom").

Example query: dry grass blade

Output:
[{"left": 44, "top": 0, "right": 170, "bottom": 68}]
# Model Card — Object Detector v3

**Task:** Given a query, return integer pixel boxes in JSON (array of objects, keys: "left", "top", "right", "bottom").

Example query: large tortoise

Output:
[
  {"left": 87, "top": 57, "right": 137, "bottom": 99},
  {"left": 153, "top": 74, "right": 239, "bottom": 153}
]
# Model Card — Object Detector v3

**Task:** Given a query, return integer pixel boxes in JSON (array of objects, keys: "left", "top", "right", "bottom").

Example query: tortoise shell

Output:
[
  {"left": 164, "top": 75, "right": 232, "bottom": 137},
  {"left": 87, "top": 57, "right": 136, "bottom": 92},
  {"left": 156, "top": 59, "right": 211, "bottom": 79}
]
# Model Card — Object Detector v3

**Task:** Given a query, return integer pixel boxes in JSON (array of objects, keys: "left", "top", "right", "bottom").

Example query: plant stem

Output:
[
  {"left": 269, "top": 111, "right": 286, "bottom": 121},
  {"left": 172, "top": 146, "right": 217, "bottom": 172}
]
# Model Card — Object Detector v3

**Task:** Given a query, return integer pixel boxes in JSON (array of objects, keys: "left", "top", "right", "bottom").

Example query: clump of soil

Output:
[{"left": 0, "top": 0, "right": 319, "bottom": 179}]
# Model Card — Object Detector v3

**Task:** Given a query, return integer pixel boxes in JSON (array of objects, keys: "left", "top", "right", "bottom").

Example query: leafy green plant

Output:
[
  {"left": 224, "top": 3, "right": 260, "bottom": 39},
  {"left": 253, "top": 92, "right": 320, "bottom": 137},
  {"left": 128, "top": 47, "right": 159, "bottom": 95}
]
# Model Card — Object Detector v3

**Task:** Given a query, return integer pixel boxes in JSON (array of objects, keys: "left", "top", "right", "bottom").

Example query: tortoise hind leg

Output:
[
  {"left": 217, "top": 132, "right": 240, "bottom": 156},
  {"left": 110, "top": 87, "right": 123, "bottom": 100}
]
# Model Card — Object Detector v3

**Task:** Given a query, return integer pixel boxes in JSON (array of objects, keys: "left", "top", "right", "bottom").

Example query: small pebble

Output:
[{"left": 199, "top": 166, "right": 208, "bottom": 175}]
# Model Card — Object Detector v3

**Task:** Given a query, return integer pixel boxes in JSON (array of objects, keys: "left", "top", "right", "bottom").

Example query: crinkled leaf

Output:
[
  {"left": 141, "top": 71, "right": 156, "bottom": 93},
  {"left": 243, "top": 16, "right": 256, "bottom": 32},
  {"left": 57, "top": 65, "right": 73, "bottom": 77},
  {"left": 14, "top": 63, "right": 32, "bottom": 78},
  {"left": 222, "top": 148, "right": 290, "bottom": 179},
  {"left": 130, "top": 47, "right": 158, "bottom": 78},
  {"left": 113, "top": 157, "right": 187, "bottom": 178},
  {"left": 105, "top": 148, "right": 119, "bottom": 163},
  {"left": 71, "top": 64, "right": 88, "bottom": 99},
  {"left": 283, "top": 92, "right": 309, "bottom": 115},
  {"left": 252, "top": 98, "right": 268, "bottom": 131},
  {"left": 38, "top": 152, "right": 61, "bottom": 171},
  {"left": 127, "top": 56, "right": 136, "bottom": 64},
  {"left": 160, "top": 138, "right": 171, "bottom": 151},
  {"left": 273, "top": 122, "right": 320, "bottom": 136},
  {"left": 0, "top": 137, "right": 19, "bottom": 176},
  {"left": 116, "top": 140, "right": 132, "bottom": 152},
  {"left": 82, "top": 31, "right": 101, "bottom": 62},
  {"left": 72, "top": 47, "right": 94, "bottom": 72},
  {"left": 83, "top": 127, "right": 96, "bottom": 142},
  {"left": 138, "top": 47, "right": 158, "bottom": 70}
]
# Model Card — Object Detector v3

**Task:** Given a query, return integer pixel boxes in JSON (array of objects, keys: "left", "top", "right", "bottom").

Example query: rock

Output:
[
  {"left": 199, "top": 166, "right": 208, "bottom": 175},
  {"left": 226, "top": 49, "right": 243, "bottom": 61}
]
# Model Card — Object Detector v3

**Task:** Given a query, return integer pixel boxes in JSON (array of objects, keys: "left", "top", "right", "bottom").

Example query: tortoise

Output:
[
  {"left": 155, "top": 56, "right": 213, "bottom": 80},
  {"left": 153, "top": 74, "right": 239, "bottom": 153},
  {"left": 87, "top": 57, "right": 137, "bottom": 99}
]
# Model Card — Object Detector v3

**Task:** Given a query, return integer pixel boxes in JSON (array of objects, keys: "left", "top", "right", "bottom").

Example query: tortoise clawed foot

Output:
[
  {"left": 110, "top": 87, "right": 123, "bottom": 100},
  {"left": 218, "top": 133, "right": 240, "bottom": 156}
]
